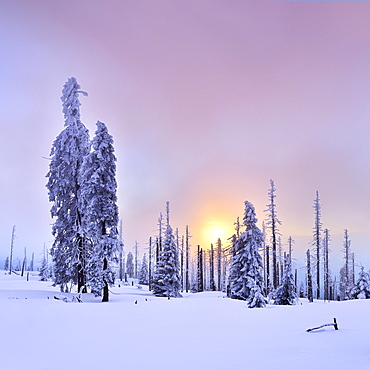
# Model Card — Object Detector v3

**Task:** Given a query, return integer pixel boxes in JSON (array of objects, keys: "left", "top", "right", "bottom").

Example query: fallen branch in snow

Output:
[
  {"left": 306, "top": 318, "right": 338, "bottom": 332},
  {"left": 54, "top": 295, "right": 82, "bottom": 303}
]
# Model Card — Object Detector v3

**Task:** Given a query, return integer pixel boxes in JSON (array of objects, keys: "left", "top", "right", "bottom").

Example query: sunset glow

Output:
[{"left": 201, "top": 222, "right": 234, "bottom": 249}]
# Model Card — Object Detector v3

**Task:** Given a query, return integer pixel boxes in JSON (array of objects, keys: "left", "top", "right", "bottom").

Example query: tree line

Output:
[{"left": 23, "top": 77, "right": 369, "bottom": 304}]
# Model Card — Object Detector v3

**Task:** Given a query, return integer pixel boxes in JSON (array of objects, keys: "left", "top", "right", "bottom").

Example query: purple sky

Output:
[{"left": 1, "top": 0, "right": 370, "bottom": 273}]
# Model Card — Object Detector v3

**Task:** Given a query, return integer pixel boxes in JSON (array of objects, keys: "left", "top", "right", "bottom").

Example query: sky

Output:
[{"left": 1, "top": 0, "right": 370, "bottom": 274}]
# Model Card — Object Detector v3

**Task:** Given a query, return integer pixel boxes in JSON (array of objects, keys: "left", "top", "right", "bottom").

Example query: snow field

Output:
[{"left": 0, "top": 273, "right": 369, "bottom": 370}]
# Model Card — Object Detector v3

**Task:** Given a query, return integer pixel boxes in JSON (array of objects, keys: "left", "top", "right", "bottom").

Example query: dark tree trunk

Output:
[
  {"left": 102, "top": 257, "right": 109, "bottom": 302},
  {"left": 77, "top": 235, "right": 87, "bottom": 293},
  {"left": 197, "top": 246, "right": 204, "bottom": 292},
  {"left": 307, "top": 249, "right": 313, "bottom": 303},
  {"left": 272, "top": 230, "right": 277, "bottom": 289},
  {"left": 217, "top": 238, "right": 222, "bottom": 291},
  {"left": 185, "top": 225, "right": 190, "bottom": 292},
  {"left": 266, "top": 245, "right": 270, "bottom": 293},
  {"left": 180, "top": 235, "right": 184, "bottom": 291},
  {"left": 148, "top": 237, "right": 152, "bottom": 290},
  {"left": 210, "top": 244, "right": 216, "bottom": 291}
]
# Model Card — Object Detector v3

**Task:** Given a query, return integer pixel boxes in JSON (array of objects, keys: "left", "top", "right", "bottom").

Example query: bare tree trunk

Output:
[
  {"left": 148, "top": 237, "right": 152, "bottom": 290},
  {"left": 197, "top": 245, "right": 204, "bottom": 292},
  {"left": 294, "top": 269, "right": 298, "bottom": 293},
  {"left": 217, "top": 238, "right": 222, "bottom": 291},
  {"left": 21, "top": 247, "right": 26, "bottom": 277},
  {"left": 307, "top": 249, "right": 313, "bottom": 303},
  {"left": 102, "top": 257, "right": 109, "bottom": 302},
  {"left": 210, "top": 244, "right": 216, "bottom": 291},
  {"left": 265, "top": 245, "right": 270, "bottom": 293},
  {"left": 180, "top": 235, "right": 184, "bottom": 291},
  {"left": 313, "top": 191, "right": 322, "bottom": 300},
  {"left": 351, "top": 252, "right": 355, "bottom": 286},
  {"left": 185, "top": 225, "right": 190, "bottom": 292},
  {"left": 323, "top": 229, "right": 330, "bottom": 301},
  {"left": 343, "top": 229, "right": 350, "bottom": 298},
  {"left": 266, "top": 180, "right": 281, "bottom": 290},
  {"left": 9, "top": 225, "right": 15, "bottom": 275},
  {"left": 134, "top": 241, "right": 139, "bottom": 278},
  {"left": 119, "top": 219, "right": 124, "bottom": 281},
  {"left": 77, "top": 233, "right": 87, "bottom": 293}
]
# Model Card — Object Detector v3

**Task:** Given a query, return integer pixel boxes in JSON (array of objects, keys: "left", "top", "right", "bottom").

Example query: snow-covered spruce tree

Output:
[
  {"left": 230, "top": 201, "right": 266, "bottom": 308},
  {"left": 274, "top": 255, "right": 298, "bottom": 305},
  {"left": 350, "top": 266, "right": 370, "bottom": 299},
  {"left": 39, "top": 255, "right": 49, "bottom": 281},
  {"left": 126, "top": 252, "right": 134, "bottom": 278},
  {"left": 80, "top": 121, "right": 120, "bottom": 302},
  {"left": 139, "top": 253, "right": 149, "bottom": 285},
  {"left": 4, "top": 257, "right": 9, "bottom": 271},
  {"left": 151, "top": 202, "right": 182, "bottom": 298},
  {"left": 46, "top": 77, "right": 90, "bottom": 292}
]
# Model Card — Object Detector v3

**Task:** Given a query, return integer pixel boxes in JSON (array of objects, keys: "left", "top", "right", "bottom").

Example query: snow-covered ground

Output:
[{"left": 1, "top": 272, "right": 369, "bottom": 370}]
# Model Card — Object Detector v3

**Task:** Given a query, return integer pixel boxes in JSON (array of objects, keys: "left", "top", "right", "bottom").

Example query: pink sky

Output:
[{"left": 1, "top": 0, "right": 370, "bottom": 272}]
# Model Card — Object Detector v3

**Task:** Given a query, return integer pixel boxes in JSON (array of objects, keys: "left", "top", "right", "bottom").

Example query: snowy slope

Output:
[{"left": 0, "top": 272, "right": 369, "bottom": 370}]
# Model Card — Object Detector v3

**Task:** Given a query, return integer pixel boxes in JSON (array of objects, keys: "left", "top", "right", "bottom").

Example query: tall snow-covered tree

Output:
[
  {"left": 151, "top": 202, "right": 182, "bottom": 298},
  {"left": 46, "top": 77, "right": 90, "bottom": 292},
  {"left": 338, "top": 229, "right": 353, "bottom": 300},
  {"left": 264, "top": 179, "right": 281, "bottom": 290},
  {"left": 139, "top": 253, "right": 149, "bottom": 285},
  {"left": 80, "top": 121, "right": 120, "bottom": 302},
  {"left": 312, "top": 191, "right": 322, "bottom": 299},
  {"left": 230, "top": 201, "right": 266, "bottom": 308},
  {"left": 39, "top": 255, "right": 49, "bottom": 282},
  {"left": 133, "top": 241, "right": 139, "bottom": 278},
  {"left": 274, "top": 255, "right": 298, "bottom": 305},
  {"left": 126, "top": 252, "right": 134, "bottom": 278},
  {"left": 350, "top": 266, "right": 370, "bottom": 299}
]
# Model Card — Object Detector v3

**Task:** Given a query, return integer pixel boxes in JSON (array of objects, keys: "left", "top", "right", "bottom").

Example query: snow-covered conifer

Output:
[
  {"left": 350, "top": 266, "right": 370, "bottom": 299},
  {"left": 230, "top": 201, "right": 266, "bottom": 307},
  {"left": 274, "top": 256, "right": 298, "bottom": 305},
  {"left": 139, "top": 253, "right": 149, "bottom": 285},
  {"left": 126, "top": 252, "right": 134, "bottom": 278},
  {"left": 39, "top": 255, "right": 49, "bottom": 281},
  {"left": 46, "top": 77, "right": 90, "bottom": 292},
  {"left": 4, "top": 257, "right": 9, "bottom": 271},
  {"left": 81, "top": 121, "right": 120, "bottom": 302},
  {"left": 152, "top": 202, "right": 182, "bottom": 298}
]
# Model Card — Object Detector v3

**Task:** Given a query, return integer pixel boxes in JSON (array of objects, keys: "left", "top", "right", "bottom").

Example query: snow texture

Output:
[{"left": 1, "top": 272, "right": 369, "bottom": 370}]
